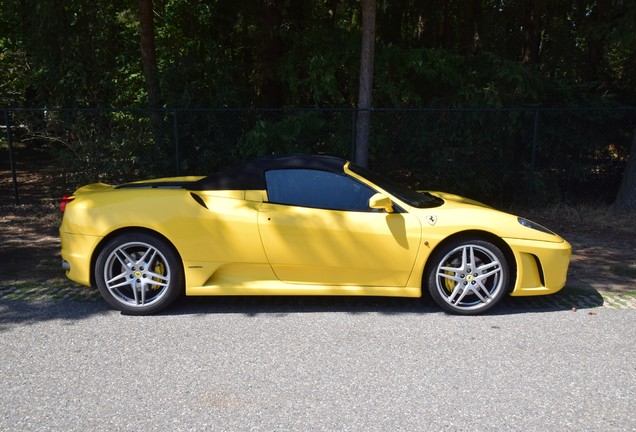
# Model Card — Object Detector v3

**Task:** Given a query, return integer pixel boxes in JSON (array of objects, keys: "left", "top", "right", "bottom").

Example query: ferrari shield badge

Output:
[{"left": 427, "top": 215, "right": 437, "bottom": 226}]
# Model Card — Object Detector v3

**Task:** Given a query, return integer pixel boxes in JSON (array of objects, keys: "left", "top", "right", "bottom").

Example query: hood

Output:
[{"left": 426, "top": 191, "right": 493, "bottom": 209}]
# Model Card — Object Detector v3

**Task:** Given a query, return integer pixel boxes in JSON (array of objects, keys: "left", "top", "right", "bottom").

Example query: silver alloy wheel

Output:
[
  {"left": 102, "top": 241, "right": 172, "bottom": 308},
  {"left": 434, "top": 243, "right": 505, "bottom": 312}
]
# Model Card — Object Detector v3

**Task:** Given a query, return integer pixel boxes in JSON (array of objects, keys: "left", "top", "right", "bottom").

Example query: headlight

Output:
[{"left": 517, "top": 217, "right": 556, "bottom": 235}]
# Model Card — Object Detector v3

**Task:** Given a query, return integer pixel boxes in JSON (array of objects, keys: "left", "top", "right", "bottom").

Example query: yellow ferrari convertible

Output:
[{"left": 59, "top": 154, "right": 571, "bottom": 315}]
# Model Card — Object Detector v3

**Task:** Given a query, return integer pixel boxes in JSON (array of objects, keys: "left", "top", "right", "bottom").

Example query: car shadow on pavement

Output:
[
  {"left": 166, "top": 295, "right": 441, "bottom": 316},
  {"left": 164, "top": 286, "right": 607, "bottom": 317},
  {"left": 0, "top": 300, "right": 111, "bottom": 332},
  {"left": 0, "top": 283, "right": 608, "bottom": 330}
]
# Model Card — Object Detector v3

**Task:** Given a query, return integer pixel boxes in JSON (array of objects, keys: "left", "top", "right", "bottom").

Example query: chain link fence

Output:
[{"left": 2, "top": 107, "right": 634, "bottom": 207}]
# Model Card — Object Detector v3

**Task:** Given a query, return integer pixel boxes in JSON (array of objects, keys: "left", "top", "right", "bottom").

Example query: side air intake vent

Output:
[{"left": 190, "top": 193, "right": 208, "bottom": 209}]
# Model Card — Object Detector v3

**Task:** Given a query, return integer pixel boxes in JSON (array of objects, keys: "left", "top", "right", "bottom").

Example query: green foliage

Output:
[
  {"left": 279, "top": 26, "right": 360, "bottom": 106},
  {"left": 239, "top": 111, "right": 351, "bottom": 159},
  {"left": 2, "top": 0, "right": 635, "bottom": 206},
  {"left": 0, "top": 0, "right": 26, "bottom": 106},
  {"left": 171, "top": 110, "right": 247, "bottom": 174},
  {"left": 366, "top": 109, "right": 533, "bottom": 203},
  {"left": 4, "top": 0, "right": 636, "bottom": 109},
  {"left": 373, "top": 46, "right": 465, "bottom": 106},
  {"left": 8, "top": 110, "right": 157, "bottom": 186},
  {"left": 0, "top": 0, "right": 143, "bottom": 107},
  {"left": 157, "top": 0, "right": 249, "bottom": 108}
]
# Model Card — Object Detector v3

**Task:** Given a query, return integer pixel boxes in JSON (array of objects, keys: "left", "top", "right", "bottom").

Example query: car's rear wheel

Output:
[
  {"left": 426, "top": 238, "right": 510, "bottom": 315},
  {"left": 95, "top": 233, "right": 183, "bottom": 315}
]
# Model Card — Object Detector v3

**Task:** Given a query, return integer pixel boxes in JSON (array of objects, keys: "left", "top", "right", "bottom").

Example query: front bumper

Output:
[{"left": 504, "top": 237, "right": 572, "bottom": 296}]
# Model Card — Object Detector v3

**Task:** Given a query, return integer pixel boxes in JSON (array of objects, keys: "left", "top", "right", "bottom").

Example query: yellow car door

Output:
[{"left": 258, "top": 169, "right": 422, "bottom": 286}]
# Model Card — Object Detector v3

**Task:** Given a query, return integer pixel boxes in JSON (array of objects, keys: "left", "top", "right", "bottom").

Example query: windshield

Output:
[{"left": 348, "top": 163, "right": 444, "bottom": 209}]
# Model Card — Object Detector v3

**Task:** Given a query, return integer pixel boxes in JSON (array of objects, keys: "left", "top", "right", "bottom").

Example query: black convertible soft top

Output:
[{"left": 190, "top": 154, "right": 347, "bottom": 191}]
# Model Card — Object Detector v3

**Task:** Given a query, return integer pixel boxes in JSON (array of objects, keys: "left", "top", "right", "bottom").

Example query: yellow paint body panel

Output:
[
  {"left": 258, "top": 203, "right": 421, "bottom": 286},
  {"left": 60, "top": 172, "right": 571, "bottom": 300}
]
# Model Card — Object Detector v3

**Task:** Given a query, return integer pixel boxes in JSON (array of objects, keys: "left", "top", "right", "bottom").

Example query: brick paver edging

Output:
[{"left": 0, "top": 283, "right": 634, "bottom": 310}]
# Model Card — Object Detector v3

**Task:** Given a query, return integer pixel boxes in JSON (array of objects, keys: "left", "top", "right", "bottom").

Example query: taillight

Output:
[{"left": 60, "top": 195, "right": 75, "bottom": 213}]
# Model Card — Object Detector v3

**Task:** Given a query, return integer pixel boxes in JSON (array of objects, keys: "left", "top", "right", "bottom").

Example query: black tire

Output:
[
  {"left": 426, "top": 238, "right": 510, "bottom": 315},
  {"left": 95, "top": 232, "right": 183, "bottom": 315}
]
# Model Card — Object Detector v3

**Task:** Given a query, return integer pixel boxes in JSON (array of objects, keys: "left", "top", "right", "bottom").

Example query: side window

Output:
[{"left": 265, "top": 169, "right": 378, "bottom": 212}]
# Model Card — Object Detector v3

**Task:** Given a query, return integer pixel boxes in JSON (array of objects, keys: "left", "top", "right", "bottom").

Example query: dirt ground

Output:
[
  {"left": 0, "top": 197, "right": 634, "bottom": 295},
  {"left": 529, "top": 209, "right": 636, "bottom": 294}
]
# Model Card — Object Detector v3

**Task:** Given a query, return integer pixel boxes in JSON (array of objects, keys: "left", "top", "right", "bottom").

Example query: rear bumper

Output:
[
  {"left": 60, "top": 231, "right": 102, "bottom": 286},
  {"left": 504, "top": 237, "right": 572, "bottom": 296}
]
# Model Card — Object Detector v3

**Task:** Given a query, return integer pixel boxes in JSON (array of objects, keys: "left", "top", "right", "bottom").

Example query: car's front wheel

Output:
[
  {"left": 95, "top": 232, "right": 183, "bottom": 315},
  {"left": 426, "top": 238, "right": 510, "bottom": 315}
]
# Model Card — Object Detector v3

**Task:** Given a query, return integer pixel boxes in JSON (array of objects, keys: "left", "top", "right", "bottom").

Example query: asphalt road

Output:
[{"left": 1, "top": 297, "right": 635, "bottom": 431}]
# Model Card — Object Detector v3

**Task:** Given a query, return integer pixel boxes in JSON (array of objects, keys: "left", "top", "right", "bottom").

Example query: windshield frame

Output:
[{"left": 347, "top": 163, "right": 444, "bottom": 209}]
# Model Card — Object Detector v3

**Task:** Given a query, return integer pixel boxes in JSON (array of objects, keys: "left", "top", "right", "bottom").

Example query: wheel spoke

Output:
[
  {"left": 106, "top": 278, "right": 133, "bottom": 291},
  {"left": 438, "top": 271, "right": 462, "bottom": 283},
  {"left": 447, "top": 286, "right": 461, "bottom": 303},
  {"left": 145, "top": 271, "right": 169, "bottom": 286},
  {"left": 477, "top": 261, "right": 500, "bottom": 275},
  {"left": 472, "top": 284, "right": 490, "bottom": 303},
  {"left": 479, "top": 268, "right": 501, "bottom": 280},
  {"left": 140, "top": 282, "right": 146, "bottom": 305},
  {"left": 138, "top": 247, "right": 157, "bottom": 268},
  {"left": 439, "top": 265, "right": 457, "bottom": 273},
  {"left": 453, "top": 287, "right": 470, "bottom": 305},
  {"left": 461, "top": 247, "right": 470, "bottom": 270},
  {"left": 468, "top": 246, "right": 476, "bottom": 269},
  {"left": 114, "top": 248, "right": 135, "bottom": 268}
]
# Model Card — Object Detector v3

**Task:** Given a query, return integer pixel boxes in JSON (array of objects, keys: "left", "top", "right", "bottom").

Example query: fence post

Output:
[
  {"left": 529, "top": 109, "right": 540, "bottom": 203},
  {"left": 4, "top": 109, "right": 19, "bottom": 205},
  {"left": 350, "top": 110, "right": 357, "bottom": 161},
  {"left": 173, "top": 110, "right": 180, "bottom": 175}
]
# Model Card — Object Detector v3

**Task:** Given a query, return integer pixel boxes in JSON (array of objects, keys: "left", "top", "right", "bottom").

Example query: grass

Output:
[
  {"left": 0, "top": 264, "right": 100, "bottom": 302},
  {"left": 0, "top": 280, "right": 100, "bottom": 302}
]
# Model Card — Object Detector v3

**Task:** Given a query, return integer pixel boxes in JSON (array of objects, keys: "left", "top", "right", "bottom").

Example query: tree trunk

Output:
[
  {"left": 613, "top": 127, "right": 636, "bottom": 213},
  {"left": 257, "top": 0, "right": 284, "bottom": 108},
  {"left": 355, "top": 0, "right": 376, "bottom": 168},
  {"left": 460, "top": 0, "right": 478, "bottom": 54},
  {"left": 379, "top": 0, "right": 404, "bottom": 44},
  {"left": 583, "top": 0, "right": 609, "bottom": 83},
  {"left": 139, "top": 0, "right": 163, "bottom": 147},
  {"left": 521, "top": 0, "right": 542, "bottom": 64}
]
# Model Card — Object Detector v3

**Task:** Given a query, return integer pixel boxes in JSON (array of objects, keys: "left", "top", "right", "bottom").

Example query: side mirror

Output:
[{"left": 369, "top": 193, "right": 394, "bottom": 213}]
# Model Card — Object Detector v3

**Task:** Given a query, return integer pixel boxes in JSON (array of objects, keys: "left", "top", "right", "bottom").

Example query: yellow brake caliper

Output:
[
  {"left": 443, "top": 269, "right": 457, "bottom": 292},
  {"left": 151, "top": 262, "right": 165, "bottom": 290}
]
